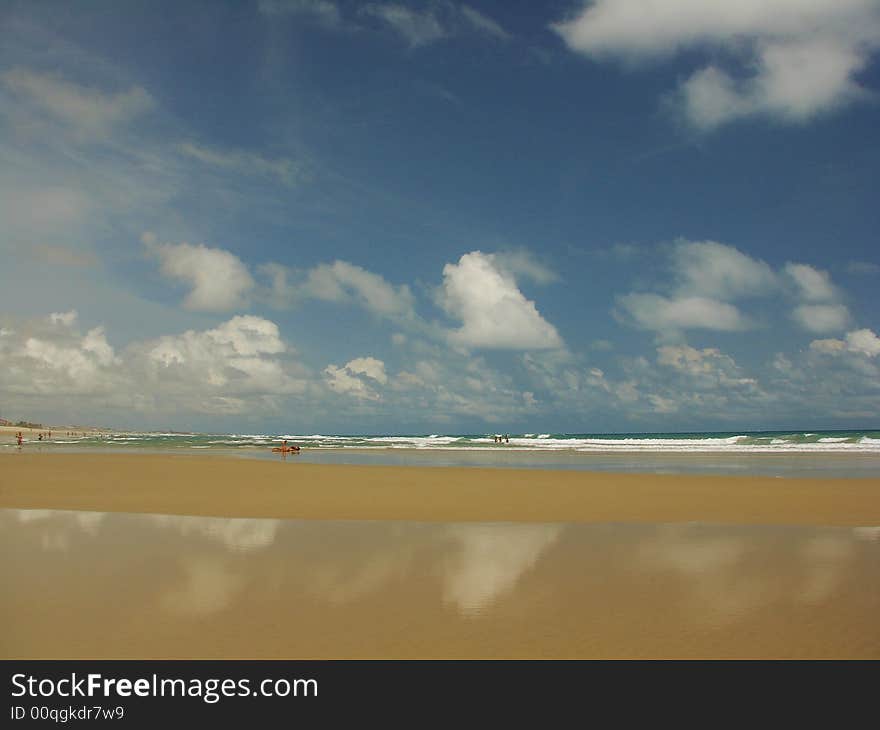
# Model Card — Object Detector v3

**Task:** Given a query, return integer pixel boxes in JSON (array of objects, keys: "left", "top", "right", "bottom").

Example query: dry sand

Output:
[{"left": 1, "top": 452, "right": 878, "bottom": 525}]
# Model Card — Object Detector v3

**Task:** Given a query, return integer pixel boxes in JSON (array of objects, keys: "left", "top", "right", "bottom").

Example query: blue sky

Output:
[{"left": 1, "top": 0, "right": 878, "bottom": 433}]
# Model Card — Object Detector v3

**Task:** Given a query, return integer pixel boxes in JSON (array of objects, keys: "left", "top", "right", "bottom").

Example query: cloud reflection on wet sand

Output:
[{"left": 2, "top": 509, "right": 878, "bottom": 658}]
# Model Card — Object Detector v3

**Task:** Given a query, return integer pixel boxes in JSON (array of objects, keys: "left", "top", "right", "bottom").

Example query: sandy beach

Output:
[
  {"left": 3, "top": 453, "right": 879, "bottom": 659},
  {"left": 0, "top": 424, "right": 109, "bottom": 439},
  {"left": 1, "top": 453, "right": 878, "bottom": 525},
  {"left": 3, "top": 509, "right": 879, "bottom": 659}
]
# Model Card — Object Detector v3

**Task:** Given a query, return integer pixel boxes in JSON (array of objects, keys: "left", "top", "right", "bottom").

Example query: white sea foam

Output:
[{"left": 34, "top": 430, "right": 880, "bottom": 454}]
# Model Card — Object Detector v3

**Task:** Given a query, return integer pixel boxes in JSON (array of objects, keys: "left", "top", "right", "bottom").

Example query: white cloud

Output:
[
  {"left": 673, "top": 240, "right": 777, "bottom": 300},
  {"left": 784, "top": 263, "right": 837, "bottom": 301},
  {"left": 791, "top": 304, "right": 850, "bottom": 333},
  {"left": 144, "top": 234, "right": 255, "bottom": 312},
  {"left": 144, "top": 316, "right": 299, "bottom": 400},
  {"left": 551, "top": 0, "right": 880, "bottom": 129},
  {"left": 344, "top": 356, "right": 388, "bottom": 384},
  {"left": 809, "top": 338, "right": 847, "bottom": 355},
  {"left": 49, "top": 310, "right": 78, "bottom": 327},
  {"left": 617, "top": 241, "right": 861, "bottom": 339},
  {"left": 616, "top": 241, "right": 776, "bottom": 335},
  {"left": 2, "top": 319, "right": 120, "bottom": 396},
  {"left": 303, "top": 260, "right": 415, "bottom": 319},
  {"left": 2, "top": 68, "right": 154, "bottom": 137},
  {"left": 657, "top": 344, "right": 757, "bottom": 388},
  {"left": 617, "top": 293, "right": 750, "bottom": 333},
  {"left": 440, "top": 251, "right": 563, "bottom": 349},
  {"left": 678, "top": 37, "right": 871, "bottom": 129},
  {"left": 812, "top": 328, "right": 880, "bottom": 358},
  {"left": 845, "top": 328, "right": 880, "bottom": 357},
  {"left": 783, "top": 263, "right": 850, "bottom": 332},
  {"left": 323, "top": 357, "right": 387, "bottom": 400}
]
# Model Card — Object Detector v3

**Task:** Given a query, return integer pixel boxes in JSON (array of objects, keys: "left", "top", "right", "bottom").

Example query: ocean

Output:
[{"left": 8, "top": 429, "right": 880, "bottom": 477}]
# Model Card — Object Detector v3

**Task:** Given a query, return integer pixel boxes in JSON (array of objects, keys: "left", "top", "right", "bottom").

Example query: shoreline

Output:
[{"left": 2, "top": 452, "right": 878, "bottom": 526}]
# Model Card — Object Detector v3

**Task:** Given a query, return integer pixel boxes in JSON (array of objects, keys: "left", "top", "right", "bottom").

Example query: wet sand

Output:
[
  {"left": 1, "top": 453, "right": 879, "bottom": 525},
  {"left": 3, "top": 454, "right": 878, "bottom": 658},
  {"left": 2, "top": 510, "right": 878, "bottom": 658}
]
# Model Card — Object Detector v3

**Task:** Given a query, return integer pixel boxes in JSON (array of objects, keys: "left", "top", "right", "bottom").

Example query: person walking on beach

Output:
[{"left": 16, "top": 431, "right": 23, "bottom": 446}]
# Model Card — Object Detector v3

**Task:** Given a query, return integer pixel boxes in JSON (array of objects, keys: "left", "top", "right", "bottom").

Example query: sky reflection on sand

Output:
[{"left": 2, "top": 509, "right": 879, "bottom": 658}]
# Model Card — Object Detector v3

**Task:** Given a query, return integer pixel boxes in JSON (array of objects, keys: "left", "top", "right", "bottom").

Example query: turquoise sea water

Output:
[
  {"left": 6, "top": 429, "right": 880, "bottom": 477},
  {"left": 11, "top": 428, "right": 880, "bottom": 451}
]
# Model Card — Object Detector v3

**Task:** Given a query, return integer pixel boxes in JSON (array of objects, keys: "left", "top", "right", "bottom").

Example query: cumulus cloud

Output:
[
  {"left": 551, "top": 0, "right": 880, "bottom": 129},
  {"left": 791, "top": 304, "right": 851, "bottom": 333},
  {"left": 323, "top": 357, "right": 388, "bottom": 400},
  {"left": 657, "top": 344, "right": 757, "bottom": 388},
  {"left": 677, "top": 36, "right": 871, "bottom": 129},
  {"left": 616, "top": 240, "right": 861, "bottom": 338},
  {"left": 0, "top": 310, "right": 313, "bottom": 419},
  {"left": 49, "top": 311, "right": 78, "bottom": 327},
  {"left": 302, "top": 260, "right": 416, "bottom": 319},
  {"left": 811, "top": 328, "right": 880, "bottom": 358},
  {"left": 440, "top": 251, "right": 563, "bottom": 350},
  {"left": 345, "top": 356, "right": 388, "bottom": 384},
  {"left": 1, "top": 314, "right": 121, "bottom": 396},
  {"left": 615, "top": 241, "right": 775, "bottom": 335},
  {"left": 846, "top": 328, "right": 880, "bottom": 357},
  {"left": 784, "top": 262, "right": 850, "bottom": 332},
  {"left": 2, "top": 68, "right": 154, "bottom": 137},
  {"left": 617, "top": 293, "right": 750, "bottom": 333},
  {"left": 144, "top": 233, "right": 255, "bottom": 312},
  {"left": 784, "top": 263, "right": 838, "bottom": 301},
  {"left": 142, "top": 315, "right": 302, "bottom": 400},
  {"left": 673, "top": 240, "right": 777, "bottom": 300}
]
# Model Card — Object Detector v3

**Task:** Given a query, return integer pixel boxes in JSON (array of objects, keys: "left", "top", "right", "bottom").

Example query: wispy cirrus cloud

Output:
[
  {"left": 361, "top": 1, "right": 510, "bottom": 47},
  {"left": 258, "top": 0, "right": 343, "bottom": 28},
  {"left": 178, "top": 142, "right": 303, "bottom": 187},
  {"left": 1, "top": 67, "right": 154, "bottom": 138}
]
